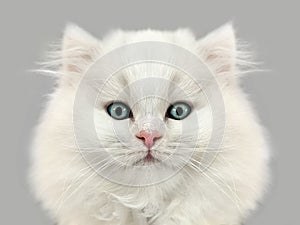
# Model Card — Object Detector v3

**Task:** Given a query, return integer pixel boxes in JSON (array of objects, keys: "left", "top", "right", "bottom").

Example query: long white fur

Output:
[{"left": 29, "top": 23, "right": 270, "bottom": 225}]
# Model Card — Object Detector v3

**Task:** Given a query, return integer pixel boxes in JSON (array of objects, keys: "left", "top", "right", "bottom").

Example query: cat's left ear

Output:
[
  {"left": 197, "top": 23, "right": 237, "bottom": 76},
  {"left": 62, "top": 23, "right": 101, "bottom": 74}
]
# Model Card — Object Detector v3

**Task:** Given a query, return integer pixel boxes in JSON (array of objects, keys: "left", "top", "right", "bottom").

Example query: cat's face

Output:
[
  {"left": 92, "top": 65, "right": 211, "bottom": 168},
  {"left": 57, "top": 24, "right": 238, "bottom": 185}
]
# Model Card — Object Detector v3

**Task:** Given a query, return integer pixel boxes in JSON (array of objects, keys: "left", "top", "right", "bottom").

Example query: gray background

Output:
[{"left": 1, "top": 1, "right": 299, "bottom": 224}]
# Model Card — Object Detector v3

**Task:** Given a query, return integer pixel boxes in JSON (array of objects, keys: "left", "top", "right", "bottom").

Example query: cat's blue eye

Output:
[
  {"left": 107, "top": 102, "right": 132, "bottom": 120},
  {"left": 166, "top": 102, "right": 191, "bottom": 120}
]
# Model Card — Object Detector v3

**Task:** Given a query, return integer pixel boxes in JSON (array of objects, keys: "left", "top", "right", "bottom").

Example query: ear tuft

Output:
[
  {"left": 197, "top": 23, "right": 237, "bottom": 75},
  {"left": 62, "top": 23, "right": 101, "bottom": 73}
]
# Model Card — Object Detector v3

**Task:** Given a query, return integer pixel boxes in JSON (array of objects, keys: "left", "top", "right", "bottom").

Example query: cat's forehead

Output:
[{"left": 97, "top": 63, "right": 203, "bottom": 106}]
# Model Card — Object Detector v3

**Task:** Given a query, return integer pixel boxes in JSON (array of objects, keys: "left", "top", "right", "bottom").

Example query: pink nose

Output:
[{"left": 136, "top": 130, "right": 161, "bottom": 148}]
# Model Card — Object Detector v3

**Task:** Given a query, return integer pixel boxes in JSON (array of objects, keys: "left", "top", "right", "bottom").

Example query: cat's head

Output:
[{"left": 48, "top": 23, "right": 251, "bottom": 186}]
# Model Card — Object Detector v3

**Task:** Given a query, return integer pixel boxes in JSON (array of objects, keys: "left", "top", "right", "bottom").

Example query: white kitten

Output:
[{"left": 30, "top": 23, "right": 270, "bottom": 225}]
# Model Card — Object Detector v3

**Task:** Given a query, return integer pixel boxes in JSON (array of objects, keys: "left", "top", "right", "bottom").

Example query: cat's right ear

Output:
[
  {"left": 196, "top": 23, "right": 237, "bottom": 76},
  {"left": 61, "top": 23, "right": 101, "bottom": 74}
]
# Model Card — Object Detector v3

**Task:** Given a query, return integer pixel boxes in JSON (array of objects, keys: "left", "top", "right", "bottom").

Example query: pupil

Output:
[
  {"left": 115, "top": 106, "right": 123, "bottom": 116},
  {"left": 176, "top": 107, "right": 183, "bottom": 116}
]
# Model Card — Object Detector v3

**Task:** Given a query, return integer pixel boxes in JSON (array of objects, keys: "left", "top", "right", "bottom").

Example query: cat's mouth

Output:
[
  {"left": 133, "top": 150, "right": 161, "bottom": 166},
  {"left": 144, "top": 150, "right": 155, "bottom": 162}
]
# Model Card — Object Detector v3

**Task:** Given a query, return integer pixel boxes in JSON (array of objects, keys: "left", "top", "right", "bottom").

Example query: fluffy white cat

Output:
[{"left": 29, "top": 23, "right": 270, "bottom": 225}]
